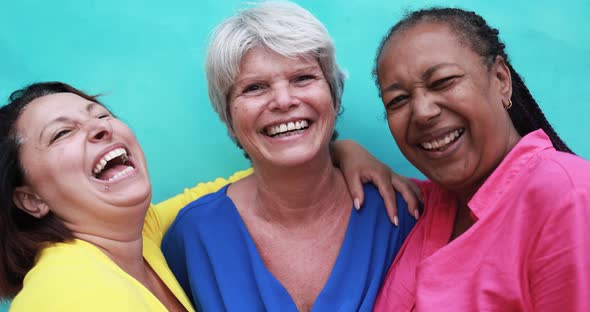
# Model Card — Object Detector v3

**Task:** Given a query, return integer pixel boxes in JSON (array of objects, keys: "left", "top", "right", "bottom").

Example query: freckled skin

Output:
[
  {"left": 226, "top": 47, "right": 352, "bottom": 311},
  {"left": 229, "top": 47, "right": 336, "bottom": 170}
]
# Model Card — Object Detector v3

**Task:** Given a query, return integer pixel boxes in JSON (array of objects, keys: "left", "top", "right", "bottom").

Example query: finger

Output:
[
  {"left": 369, "top": 171, "right": 399, "bottom": 226},
  {"left": 391, "top": 176, "right": 420, "bottom": 220},
  {"left": 343, "top": 172, "right": 364, "bottom": 210}
]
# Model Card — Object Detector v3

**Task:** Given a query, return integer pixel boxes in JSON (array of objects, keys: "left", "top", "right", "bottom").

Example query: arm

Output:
[
  {"left": 529, "top": 188, "right": 590, "bottom": 310},
  {"left": 332, "top": 140, "right": 421, "bottom": 225}
]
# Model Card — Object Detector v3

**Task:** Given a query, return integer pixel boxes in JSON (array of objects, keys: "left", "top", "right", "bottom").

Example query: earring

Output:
[{"left": 504, "top": 99, "right": 513, "bottom": 109}]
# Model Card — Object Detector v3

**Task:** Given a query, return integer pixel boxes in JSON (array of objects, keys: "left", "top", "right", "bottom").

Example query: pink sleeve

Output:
[{"left": 529, "top": 188, "right": 590, "bottom": 310}]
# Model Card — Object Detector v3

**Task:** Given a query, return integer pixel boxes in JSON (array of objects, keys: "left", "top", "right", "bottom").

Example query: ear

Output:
[
  {"left": 13, "top": 186, "right": 50, "bottom": 218},
  {"left": 492, "top": 56, "right": 512, "bottom": 101}
]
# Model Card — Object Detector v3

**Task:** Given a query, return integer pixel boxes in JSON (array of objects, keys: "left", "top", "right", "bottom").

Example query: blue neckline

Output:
[{"left": 220, "top": 183, "right": 357, "bottom": 311}]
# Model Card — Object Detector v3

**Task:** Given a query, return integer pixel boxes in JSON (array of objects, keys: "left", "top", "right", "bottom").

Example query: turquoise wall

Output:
[{"left": 1, "top": 0, "right": 588, "bottom": 309}]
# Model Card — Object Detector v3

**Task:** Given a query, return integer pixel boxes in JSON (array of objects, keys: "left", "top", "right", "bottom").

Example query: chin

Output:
[
  {"left": 106, "top": 181, "right": 152, "bottom": 208},
  {"left": 262, "top": 144, "right": 327, "bottom": 168}
]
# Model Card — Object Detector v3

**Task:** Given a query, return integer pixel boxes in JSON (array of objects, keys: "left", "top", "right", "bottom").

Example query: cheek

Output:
[
  {"left": 386, "top": 114, "right": 405, "bottom": 141},
  {"left": 317, "top": 86, "right": 335, "bottom": 112},
  {"left": 23, "top": 152, "right": 75, "bottom": 201},
  {"left": 19, "top": 146, "right": 53, "bottom": 183},
  {"left": 231, "top": 105, "right": 253, "bottom": 134}
]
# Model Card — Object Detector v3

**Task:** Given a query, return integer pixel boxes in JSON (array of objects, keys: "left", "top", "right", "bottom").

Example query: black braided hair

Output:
[{"left": 374, "top": 7, "right": 573, "bottom": 153}]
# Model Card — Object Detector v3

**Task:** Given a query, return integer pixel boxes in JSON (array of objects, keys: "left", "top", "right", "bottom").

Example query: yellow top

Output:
[{"left": 9, "top": 169, "right": 252, "bottom": 312}]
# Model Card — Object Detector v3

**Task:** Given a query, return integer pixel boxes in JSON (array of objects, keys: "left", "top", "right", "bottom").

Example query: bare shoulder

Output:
[{"left": 227, "top": 174, "right": 257, "bottom": 204}]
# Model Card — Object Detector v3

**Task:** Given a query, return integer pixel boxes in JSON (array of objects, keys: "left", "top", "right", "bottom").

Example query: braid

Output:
[
  {"left": 507, "top": 64, "right": 573, "bottom": 153},
  {"left": 374, "top": 7, "right": 573, "bottom": 154}
]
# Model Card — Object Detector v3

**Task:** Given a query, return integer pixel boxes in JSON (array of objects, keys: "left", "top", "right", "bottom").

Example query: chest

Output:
[
  {"left": 411, "top": 210, "right": 540, "bottom": 311},
  {"left": 245, "top": 216, "right": 349, "bottom": 311},
  {"left": 146, "top": 267, "right": 188, "bottom": 312}
]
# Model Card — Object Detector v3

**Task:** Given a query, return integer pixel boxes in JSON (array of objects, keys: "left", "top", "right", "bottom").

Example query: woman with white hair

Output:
[{"left": 162, "top": 2, "right": 416, "bottom": 311}]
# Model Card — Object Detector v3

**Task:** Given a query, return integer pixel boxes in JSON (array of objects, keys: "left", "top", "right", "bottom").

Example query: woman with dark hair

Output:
[
  {"left": 0, "top": 82, "right": 418, "bottom": 311},
  {"left": 372, "top": 8, "right": 590, "bottom": 311}
]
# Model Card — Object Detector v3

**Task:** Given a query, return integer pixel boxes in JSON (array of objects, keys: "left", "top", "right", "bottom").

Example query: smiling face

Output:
[
  {"left": 14, "top": 93, "right": 151, "bottom": 234},
  {"left": 228, "top": 47, "right": 336, "bottom": 169},
  {"left": 377, "top": 22, "right": 520, "bottom": 198}
]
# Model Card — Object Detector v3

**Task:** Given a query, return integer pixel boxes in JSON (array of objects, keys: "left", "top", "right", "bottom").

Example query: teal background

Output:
[{"left": 1, "top": 0, "right": 589, "bottom": 309}]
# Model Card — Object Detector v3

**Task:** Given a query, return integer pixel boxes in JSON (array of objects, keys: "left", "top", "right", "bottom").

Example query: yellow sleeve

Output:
[{"left": 147, "top": 168, "right": 253, "bottom": 240}]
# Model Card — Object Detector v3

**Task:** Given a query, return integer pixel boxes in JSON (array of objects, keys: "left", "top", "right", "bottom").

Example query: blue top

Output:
[{"left": 162, "top": 183, "right": 415, "bottom": 312}]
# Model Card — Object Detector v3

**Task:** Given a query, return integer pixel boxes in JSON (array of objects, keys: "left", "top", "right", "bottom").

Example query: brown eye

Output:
[
  {"left": 386, "top": 94, "right": 410, "bottom": 111},
  {"left": 242, "top": 83, "right": 266, "bottom": 95},
  {"left": 294, "top": 75, "right": 316, "bottom": 83}
]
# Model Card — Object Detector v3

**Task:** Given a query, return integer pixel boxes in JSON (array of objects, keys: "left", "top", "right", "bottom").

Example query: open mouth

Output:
[
  {"left": 92, "top": 147, "right": 136, "bottom": 182},
  {"left": 419, "top": 128, "right": 465, "bottom": 152},
  {"left": 264, "top": 119, "right": 310, "bottom": 138}
]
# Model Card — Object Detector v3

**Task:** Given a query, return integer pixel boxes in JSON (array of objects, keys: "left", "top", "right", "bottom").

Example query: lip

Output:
[{"left": 90, "top": 143, "right": 138, "bottom": 184}]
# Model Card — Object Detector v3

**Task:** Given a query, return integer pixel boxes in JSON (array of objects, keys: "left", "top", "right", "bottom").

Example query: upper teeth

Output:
[
  {"left": 93, "top": 147, "right": 127, "bottom": 175},
  {"left": 421, "top": 129, "right": 462, "bottom": 150},
  {"left": 266, "top": 120, "right": 309, "bottom": 136}
]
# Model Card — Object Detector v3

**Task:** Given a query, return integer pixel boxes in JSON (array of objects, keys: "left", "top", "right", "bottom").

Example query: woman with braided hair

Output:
[{"left": 372, "top": 7, "right": 590, "bottom": 311}]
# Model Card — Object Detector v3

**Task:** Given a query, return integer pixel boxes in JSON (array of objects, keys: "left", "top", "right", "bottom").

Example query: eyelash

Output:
[
  {"left": 242, "top": 84, "right": 265, "bottom": 94},
  {"left": 430, "top": 75, "right": 459, "bottom": 90},
  {"left": 294, "top": 74, "right": 316, "bottom": 83},
  {"left": 386, "top": 95, "right": 409, "bottom": 110},
  {"left": 50, "top": 129, "right": 72, "bottom": 143}
]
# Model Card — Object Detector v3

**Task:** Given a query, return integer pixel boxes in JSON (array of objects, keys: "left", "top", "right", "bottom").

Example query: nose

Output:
[
  {"left": 86, "top": 118, "right": 113, "bottom": 142},
  {"left": 411, "top": 92, "right": 442, "bottom": 127},
  {"left": 269, "top": 83, "right": 297, "bottom": 111}
]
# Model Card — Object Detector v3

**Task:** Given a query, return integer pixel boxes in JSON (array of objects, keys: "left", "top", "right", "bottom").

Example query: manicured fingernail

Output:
[
  {"left": 393, "top": 216, "right": 399, "bottom": 227},
  {"left": 354, "top": 198, "right": 360, "bottom": 210},
  {"left": 414, "top": 209, "right": 420, "bottom": 220}
]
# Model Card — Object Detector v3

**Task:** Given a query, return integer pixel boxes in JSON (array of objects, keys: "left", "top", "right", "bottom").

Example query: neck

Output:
[
  {"left": 453, "top": 127, "right": 523, "bottom": 206},
  {"left": 69, "top": 209, "right": 148, "bottom": 282},
  {"left": 250, "top": 150, "right": 352, "bottom": 226}
]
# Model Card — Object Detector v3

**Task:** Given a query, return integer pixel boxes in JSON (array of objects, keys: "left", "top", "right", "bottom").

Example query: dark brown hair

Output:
[{"left": 0, "top": 82, "right": 101, "bottom": 298}]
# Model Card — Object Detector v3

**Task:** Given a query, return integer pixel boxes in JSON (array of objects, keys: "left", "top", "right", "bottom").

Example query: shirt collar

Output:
[{"left": 468, "top": 129, "right": 554, "bottom": 219}]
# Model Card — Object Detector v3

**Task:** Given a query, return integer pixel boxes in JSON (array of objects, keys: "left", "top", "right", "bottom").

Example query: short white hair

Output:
[{"left": 205, "top": 1, "right": 346, "bottom": 131}]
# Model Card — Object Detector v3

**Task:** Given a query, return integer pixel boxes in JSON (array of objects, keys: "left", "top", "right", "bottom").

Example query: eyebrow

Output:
[
  {"left": 381, "top": 62, "right": 457, "bottom": 93},
  {"left": 38, "top": 102, "right": 99, "bottom": 141},
  {"left": 235, "top": 64, "right": 321, "bottom": 84}
]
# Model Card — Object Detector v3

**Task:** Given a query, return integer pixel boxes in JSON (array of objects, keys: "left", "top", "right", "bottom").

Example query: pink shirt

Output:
[{"left": 374, "top": 130, "right": 590, "bottom": 311}]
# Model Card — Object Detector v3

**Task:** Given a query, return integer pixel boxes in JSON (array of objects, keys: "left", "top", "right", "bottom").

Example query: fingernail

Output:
[
  {"left": 414, "top": 209, "right": 420, "bottom": 220},
  {"left": 393, "top": 216, "right": 399, "bottom": 227},
  {"left": 354, "top": 198, "right": 360, "bottom": 210}
]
